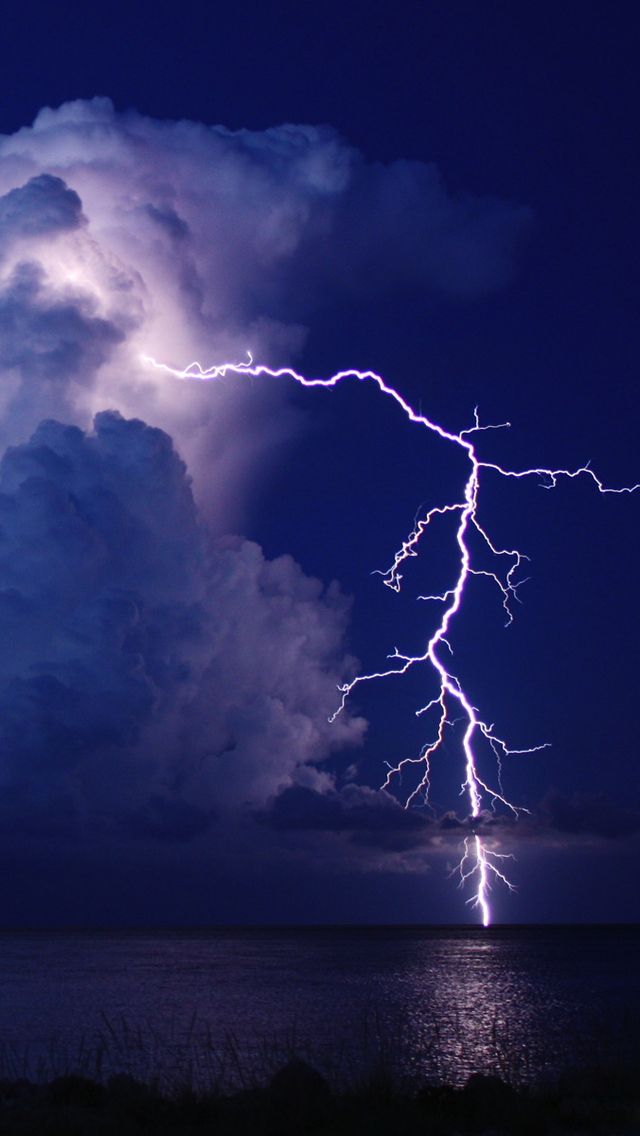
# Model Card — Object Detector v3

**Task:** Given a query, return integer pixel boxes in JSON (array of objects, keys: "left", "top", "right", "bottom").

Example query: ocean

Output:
[{"left": 0, "top": 924, "right": 637, "bottom": 1088}]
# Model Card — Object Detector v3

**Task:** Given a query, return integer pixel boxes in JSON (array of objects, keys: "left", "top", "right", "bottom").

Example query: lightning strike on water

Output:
[{"left": 143, "top": 353, "right": 639, "bottom": 926}]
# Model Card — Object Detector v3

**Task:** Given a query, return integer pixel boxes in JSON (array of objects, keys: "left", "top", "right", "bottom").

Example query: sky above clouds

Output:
[{"left": 0, "top": 2, "right": 638, "bottom": 925}]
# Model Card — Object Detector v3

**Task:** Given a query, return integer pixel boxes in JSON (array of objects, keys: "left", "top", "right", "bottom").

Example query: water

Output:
[{"left": 0, "top": 925, "right": 637, "bottom": 1087}]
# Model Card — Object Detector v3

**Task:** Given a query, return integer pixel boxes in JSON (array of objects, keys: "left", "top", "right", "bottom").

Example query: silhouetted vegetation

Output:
[
  {"left": 0, "top": 1011, "right": 638, "bottom": 1133},
  {"left": 0, "top": 1059, "right": 639, "bottom": 1134}
]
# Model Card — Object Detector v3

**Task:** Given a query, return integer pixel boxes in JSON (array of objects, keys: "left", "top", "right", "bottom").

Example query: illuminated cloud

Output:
[
  {"left": 0, "top": 100, "right": 532, "bottom": 882},
  {"left": 0, "top": 98, "right": 530, "bottom": 524}
]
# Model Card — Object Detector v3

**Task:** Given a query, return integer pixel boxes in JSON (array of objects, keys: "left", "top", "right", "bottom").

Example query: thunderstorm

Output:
[{"left": 144, "top": 353, "right": 639, "bottom": 926}]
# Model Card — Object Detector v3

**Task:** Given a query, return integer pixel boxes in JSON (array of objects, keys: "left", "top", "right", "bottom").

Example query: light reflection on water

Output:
[
  {"left": 0, "top": 926, "right": 637, "bottom": 1086},
  {"left": 395, "top": 935, "right": 548, "bottom": 1082}
]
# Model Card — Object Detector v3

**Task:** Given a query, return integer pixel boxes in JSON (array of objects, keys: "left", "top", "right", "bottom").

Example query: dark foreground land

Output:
[{"left": 0, "top": 1061, "right": 639, "bottom": 1135}]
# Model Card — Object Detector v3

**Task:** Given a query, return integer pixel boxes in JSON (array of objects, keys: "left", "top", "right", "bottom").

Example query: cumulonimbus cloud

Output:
[
  {"left": 0, "top": 98, "right": 531, "bottom": 521},
  {"left": 0, "top": 411, "right": 365, "bottom": 837},
  {"left": 0, "top": 100, "right": 532, "bottom": 864}
]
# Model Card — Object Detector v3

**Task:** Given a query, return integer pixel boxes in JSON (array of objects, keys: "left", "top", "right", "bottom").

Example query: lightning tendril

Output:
[{"left": 143, "top": 352, "right": 639, "bottom": 925}]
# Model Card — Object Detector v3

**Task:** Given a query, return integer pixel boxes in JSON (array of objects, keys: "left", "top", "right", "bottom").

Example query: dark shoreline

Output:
[{"left": 1, "top": 1059, "right": 638, "bottom": 1135}]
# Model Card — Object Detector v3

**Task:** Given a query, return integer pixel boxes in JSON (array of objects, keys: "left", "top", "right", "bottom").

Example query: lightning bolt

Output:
[{"left": 143, "top": 353, "right": 639, "bottom": 925}]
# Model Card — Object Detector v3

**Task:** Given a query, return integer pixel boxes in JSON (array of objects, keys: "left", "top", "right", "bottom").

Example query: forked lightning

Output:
[{"left": 144, "top": 353, "right": 638, "bottom": 925}]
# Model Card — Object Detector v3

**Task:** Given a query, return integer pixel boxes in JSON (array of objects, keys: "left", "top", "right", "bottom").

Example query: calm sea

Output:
[{"left": 0, "top": 925, "right": 638, "bottom": 1087}]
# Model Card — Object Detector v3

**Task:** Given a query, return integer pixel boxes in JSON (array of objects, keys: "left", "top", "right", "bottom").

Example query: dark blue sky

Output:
[{"left": 0, "top": 0, "right": 638, "bottom": 925}]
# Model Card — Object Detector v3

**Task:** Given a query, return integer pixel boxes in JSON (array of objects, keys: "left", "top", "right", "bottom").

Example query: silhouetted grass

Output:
[
  {"left": 0, "top": 1005, "right": 638, "bottom": 1092},
  {"left": 0, "top": 1010, "right": 638, "bottom": 1132},
  {"left": 0, "top": 1058, "right": 639, "bottom": 1134}
]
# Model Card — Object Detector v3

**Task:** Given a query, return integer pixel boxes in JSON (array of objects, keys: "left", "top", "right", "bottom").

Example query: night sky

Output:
[{"left": 0, "top": 0, "right": 638, "bottom": 925}]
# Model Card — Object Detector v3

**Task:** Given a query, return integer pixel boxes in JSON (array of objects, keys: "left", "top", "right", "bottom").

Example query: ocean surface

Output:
[{"left": 0, "top": 925, "right": 638, "bottom": 1088}]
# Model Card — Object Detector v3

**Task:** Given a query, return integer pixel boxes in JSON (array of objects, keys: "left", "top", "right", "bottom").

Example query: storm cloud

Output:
[
  {"left": 0, "top": 98, "right": 531, "bottom": 521},
  {"left": 0, "top": 412, "right": 364, "bottom": 840},
  {"left": 0, "top": 100, "right": 534, "bottom": 886},
  {"left": 0, "top": 173, "right": 84, "bottom": 248}
]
